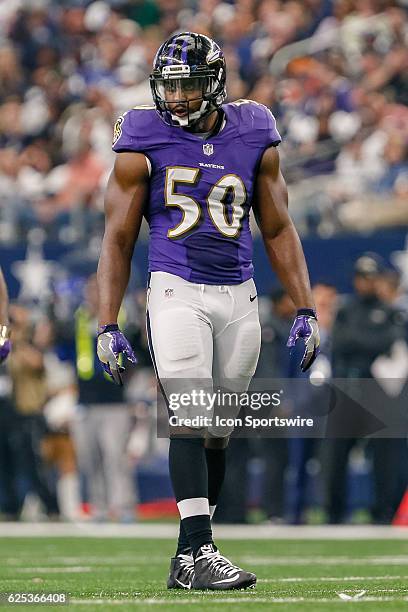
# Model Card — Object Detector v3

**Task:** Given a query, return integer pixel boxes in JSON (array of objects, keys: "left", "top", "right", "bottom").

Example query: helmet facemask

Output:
[{"left": 149, "top": 38, "right": 227, "bottom": 128}]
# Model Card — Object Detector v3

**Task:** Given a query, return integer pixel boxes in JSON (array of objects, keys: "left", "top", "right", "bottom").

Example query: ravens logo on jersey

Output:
[{"left": 112, "top": 115, "right": 124, "bottom": 146}]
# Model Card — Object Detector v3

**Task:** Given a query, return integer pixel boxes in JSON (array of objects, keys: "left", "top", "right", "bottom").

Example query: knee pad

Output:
[{"left": 224, "top": 320, "right": 261, "bottom": 379}]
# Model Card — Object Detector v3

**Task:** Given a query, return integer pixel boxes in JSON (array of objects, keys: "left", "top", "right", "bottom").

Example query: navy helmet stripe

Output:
[
  {"left": 165, "top": 39, "right": 176, "bottom": 65},
  {"left": 181, "top": 36, "right": 188, "bottom": 63}
]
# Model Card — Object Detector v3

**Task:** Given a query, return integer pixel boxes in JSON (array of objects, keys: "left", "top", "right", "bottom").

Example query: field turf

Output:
[{"left": 0, "top": 537, "right": 407, "bottom": 610}]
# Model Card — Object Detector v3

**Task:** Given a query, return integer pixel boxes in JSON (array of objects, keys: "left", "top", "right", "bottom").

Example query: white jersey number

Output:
[{"left": 165, "top": 167, "right": 246, "bottom": 239}]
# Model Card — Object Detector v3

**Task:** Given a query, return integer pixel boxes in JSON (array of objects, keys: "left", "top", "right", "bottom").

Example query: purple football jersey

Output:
[{"left": 112, "top": 100, "right": 281, "bottom": 285}]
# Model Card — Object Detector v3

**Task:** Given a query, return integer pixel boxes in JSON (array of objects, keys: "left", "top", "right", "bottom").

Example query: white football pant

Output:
[{"left": 146, "top": 271, "right": 261, "bottom": 435}]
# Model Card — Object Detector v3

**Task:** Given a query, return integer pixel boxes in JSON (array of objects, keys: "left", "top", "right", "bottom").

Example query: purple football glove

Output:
[
  {"left": 287, "top": 309, "right": 320, "bottom": 372},
  {"left": 0, "top": 325, "right": 11, "bottom": 364},
  {"left": 97, "top": 324, "right": 137, "bottom": 385}
]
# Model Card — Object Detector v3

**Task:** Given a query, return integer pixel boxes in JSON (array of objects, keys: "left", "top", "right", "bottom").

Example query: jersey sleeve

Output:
[
  {"left": 112, "top": 112, "right": 134, "bottom": 152},
  {"left": 263, "top": 105, "right": 281, "bottom": 147},
  {"left": 112, "top": 107, "right": 162, "bottom": 153},
  {"left": 237, "top": 100, "right": 282, "bottom": 149}
]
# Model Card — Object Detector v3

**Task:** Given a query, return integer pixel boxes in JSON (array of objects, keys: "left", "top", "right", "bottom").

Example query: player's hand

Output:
[
  {"left": 0, "top": 325, "right": 11, "bottom": 364},
  {"left": 286, "top": 309, "right": 320, "bottom": 372},
  {"left": 97, "top": 324, "right": 137, "bottom": 385}
]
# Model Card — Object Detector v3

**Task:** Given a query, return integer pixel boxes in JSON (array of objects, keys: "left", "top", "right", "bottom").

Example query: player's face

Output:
[
  {"left": 162, "top": 78, "right": 204, "bottom": 119},
  {"left": 353, "top": 274, "right": 378, "bottom": 296}
]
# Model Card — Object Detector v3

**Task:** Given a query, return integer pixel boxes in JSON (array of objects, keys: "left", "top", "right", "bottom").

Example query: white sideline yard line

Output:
[
  {"left": 258, "top": 575, "right": 408, "bottom": 583},
  {"left": 375, "top": 589, "right": 408, "bottom": 593},
  {"left": 238, "top": 555, "right": 408, "bottom": 566},
  {"left": 14, "top": 567, "right": 92, "bottom": 573},
  {"left": 5, "top": 556, "right": 147, "bottom": 565},
  {"left": 0, "top": 523, "right": 408, "bottom": 539},
  {"left": 69, "top": 596, "right": 408, "bottom": 605}
]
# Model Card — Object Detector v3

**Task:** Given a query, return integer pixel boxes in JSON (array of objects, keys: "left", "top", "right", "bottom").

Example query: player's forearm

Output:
[
  {"left": 263, "top": 223, "right": 315, "bottom": 310},
  {"left": 97, "top": 153, "right": 147, "bottom": 328},
  {"left": 97, "top": 236, "right": 133, "bottom": 326}
]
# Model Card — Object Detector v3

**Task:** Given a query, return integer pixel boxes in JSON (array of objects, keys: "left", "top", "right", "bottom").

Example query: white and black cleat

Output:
[
  {"left": 192, "top": 544, "right": 257, "bottom": 591},
  {"left": 167, "top": 553, "right": 195, "bottom": 590}
]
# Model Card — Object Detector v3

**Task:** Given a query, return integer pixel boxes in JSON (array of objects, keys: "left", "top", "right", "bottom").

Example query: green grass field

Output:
[{"left": 0, "top": 536, "right": 407, "bottom": 611}]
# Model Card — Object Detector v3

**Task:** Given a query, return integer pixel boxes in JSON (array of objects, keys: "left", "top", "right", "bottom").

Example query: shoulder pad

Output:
[
  {"left": 112, "top": 106, "right": 169, "bottom": 153},
  {"left": 227, "top": 99, "right": 281, "bottom": 148}
]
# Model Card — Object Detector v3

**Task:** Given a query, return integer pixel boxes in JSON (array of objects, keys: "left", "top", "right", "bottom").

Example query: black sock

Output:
[
  {"left": 205, "top": 447, "right": 227, "bottom": 513},
  {"left": 182, "top": 515, "right": 213, "bottom": 558},
  {"left": 176, "top": 522, "right": 190, "bottom": 557},
  {"left": 169, "top": 437, "right": 213, "bottom": 558},
  {"left": 175, "top": 446, "right": 227, "bottom": 555}
]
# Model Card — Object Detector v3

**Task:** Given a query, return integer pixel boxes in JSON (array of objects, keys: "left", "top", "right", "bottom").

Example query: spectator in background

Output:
[
  {"left": 0, "top": 371, "right": 17, "bottom": 519},
  {"left": 288, "top": 282, "right": 338, "bottom": 524},
  {"left": 325, "top": 253, "right": 404, "bottom": 523},
  {"left": 70, "top": 273, "right": 136, "bottom": 522},
  {"left": 0, "top": 46, "right": 24, "bottom": 101},
  {"left": 373, "top": 266, "right": 408, "bottom": 522},
  {"left": 34, "top": 116, "right": 107, "bottom": 236},
  {"left": 331, "top": 137, "right": 373, "bottom": 200},
  {"left": 6, "top": 304, "right": 59, "bottom": 519},
  {"left": 376, "top": 268, "right": 408, "bottom": 317},
  {"left": 374, "top": 136, "right": 407, "bottom": 195},
  {"left": 332, "top": 253, "right": 401, "bottom": 379},
  {"left": 254, "top": 288, "right": 296, "bottom": 523},
  {"left": 34, "top": 317, "right": 81, "bottom": 521},
  {"left": 256, "top": 288, "right": 297, "bottom": 380},
  {"left": 122, "top": 0, "right": 161, "bottom": 29}
]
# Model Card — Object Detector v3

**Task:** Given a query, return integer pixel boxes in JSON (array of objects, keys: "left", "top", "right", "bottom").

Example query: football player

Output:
[
  {"left": 0, "top": 267, "right": 11, "bottom": 363},
  {"left": 97, "top": 32, "right": 319, "bottom": 590}
]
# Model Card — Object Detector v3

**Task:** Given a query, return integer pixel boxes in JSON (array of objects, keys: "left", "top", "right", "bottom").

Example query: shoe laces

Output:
[
  {"left": 203, "top": 550, "right": 239, "bottom": 578},
  {"left": 178, "top": 554, "right": 194, "bottom": 579}
]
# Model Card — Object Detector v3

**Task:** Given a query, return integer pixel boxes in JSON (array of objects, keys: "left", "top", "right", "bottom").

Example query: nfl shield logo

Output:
[
  {"left": 164, "top": 288, "right": 174, "bottom": 298},
  {"left": 203, "top": 143, "right": 214, "bottom": 156}
]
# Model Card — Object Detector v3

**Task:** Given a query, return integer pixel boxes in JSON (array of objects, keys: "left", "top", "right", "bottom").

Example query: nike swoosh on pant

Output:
[
  {"left": 213, "top": 574, "right": 240, "bottom": 584},
  {"left": 175, "top": 578, "right": 191, "bottom": 589}
]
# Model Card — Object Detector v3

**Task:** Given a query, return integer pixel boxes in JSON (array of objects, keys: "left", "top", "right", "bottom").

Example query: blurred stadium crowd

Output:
[
  {"left": 0, "top": 0, "right": 407, "bottom": 242},
  {"left": 1, "top": 0, "right": 408, "bottom": 524}
]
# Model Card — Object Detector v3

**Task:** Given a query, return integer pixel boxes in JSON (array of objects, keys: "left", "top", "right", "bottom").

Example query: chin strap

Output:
[{"left": 171, "top": 100, "right": 210, "bottom": 127}]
